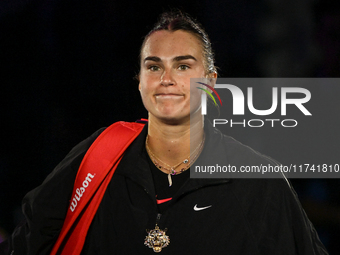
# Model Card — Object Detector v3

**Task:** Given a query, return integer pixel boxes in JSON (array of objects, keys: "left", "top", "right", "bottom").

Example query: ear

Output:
[
  {"left": 207, "top": 72, "right": 217, "bottom": 88},
  {"left": 138, "top": 77, "right": 142, "bottom": 91},
  {"left": 135, "top": 73, "right": 141, "bottom": 91},
  {"left": 209, "top": 71, "right": 217, "bottom": 79}
]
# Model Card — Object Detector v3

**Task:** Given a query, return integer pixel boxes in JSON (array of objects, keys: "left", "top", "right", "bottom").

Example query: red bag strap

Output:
[{"left": 50, "top": 121, "right": 145, "bottom": 255}]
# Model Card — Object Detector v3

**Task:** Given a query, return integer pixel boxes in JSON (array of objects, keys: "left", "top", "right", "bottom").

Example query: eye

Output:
[
  {"left": 178, "top": 64, "right": 189, "bottom": 71},
  {"left": 148, "top": 65, "right": 161, "bottom": 71}
]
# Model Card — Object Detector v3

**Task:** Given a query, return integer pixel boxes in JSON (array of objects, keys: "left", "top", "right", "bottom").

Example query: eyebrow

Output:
[
  {"left": 143, "top": 55, "right": 197, "bottom": 63},
  {"left": 173, "top": 55, "right": 197, "bottom": 62},
  {"left": 144, "top": 56, "right": 161, "bottom": 62}
]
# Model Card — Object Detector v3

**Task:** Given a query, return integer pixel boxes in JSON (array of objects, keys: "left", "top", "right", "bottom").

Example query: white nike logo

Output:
[{"left": 193, "top": 204, "right": 212, "bottom": 211}]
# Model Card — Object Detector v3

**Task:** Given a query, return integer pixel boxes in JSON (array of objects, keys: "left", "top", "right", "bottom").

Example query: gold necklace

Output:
[{"left": 145, "top": 134, "right": 205, "bottom": 186}]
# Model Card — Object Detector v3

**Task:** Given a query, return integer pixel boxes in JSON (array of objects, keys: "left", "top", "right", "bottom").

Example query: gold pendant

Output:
[{"left": 144, "top": 225, "right": 170, "bottom": 252}]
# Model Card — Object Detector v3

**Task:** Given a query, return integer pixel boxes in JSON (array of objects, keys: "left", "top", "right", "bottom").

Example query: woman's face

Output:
[{"left": 139, "top": 30, "right": 208, "bottom": 124}]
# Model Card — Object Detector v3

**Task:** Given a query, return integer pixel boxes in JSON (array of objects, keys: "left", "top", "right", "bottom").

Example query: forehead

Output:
[{"left": 141, "top": 30, "right": 203, "bottom": 60}]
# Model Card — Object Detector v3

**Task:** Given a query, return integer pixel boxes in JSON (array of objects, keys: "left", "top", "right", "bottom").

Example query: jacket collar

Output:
[
  {"left": 184, "top": 119, "right": 231, "bottom": 193},
  {"left": 115, "top": 120, "right": 231, "bottom": 199}
]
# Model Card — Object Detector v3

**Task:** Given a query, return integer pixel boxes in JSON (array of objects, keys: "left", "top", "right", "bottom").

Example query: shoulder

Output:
[
  {"left": 24, "top": 127, "right": 107, "bottom": 208},
  {"left": 222, "top": 131, "right": 280, "bottom": 167},
  {"left": 41, "top": 127, "right": 106, "bottom": 185},
  {"left": 204, "top": 120, "right": 280, "bottom": 168},
  {"left": 203, "top": 121, "right": 328, "bottom": 254}
]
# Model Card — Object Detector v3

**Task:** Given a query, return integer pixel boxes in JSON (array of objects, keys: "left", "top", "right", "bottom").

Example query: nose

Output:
[{"left": 160, "top": 69, "right": 175, "bottom": 87}]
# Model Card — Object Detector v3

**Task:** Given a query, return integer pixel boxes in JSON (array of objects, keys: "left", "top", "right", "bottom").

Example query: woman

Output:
[{"left": 8, "top": 11, "right": 327, "bottom": 254}]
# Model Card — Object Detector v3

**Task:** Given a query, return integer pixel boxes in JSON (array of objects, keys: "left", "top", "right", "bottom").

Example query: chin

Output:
[{"left": 156, "top": 113, "right": 189, "bottom": 125}]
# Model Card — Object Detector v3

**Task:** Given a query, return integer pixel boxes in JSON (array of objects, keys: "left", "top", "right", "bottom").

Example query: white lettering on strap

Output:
[{"left": 70, "top": 173, "right": 95, "bottom": 212}]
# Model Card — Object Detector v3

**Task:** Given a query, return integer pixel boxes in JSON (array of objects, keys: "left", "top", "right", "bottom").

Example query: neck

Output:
[{"left": 147, "top": 113, "right": 204, "bottom": 167}]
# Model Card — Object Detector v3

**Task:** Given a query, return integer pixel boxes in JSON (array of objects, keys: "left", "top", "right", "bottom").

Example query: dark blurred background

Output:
[{"left": 0, "top": 0, "right": 339, "bottom": 253}]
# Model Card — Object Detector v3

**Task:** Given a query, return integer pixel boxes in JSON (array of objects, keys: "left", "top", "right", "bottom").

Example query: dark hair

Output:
[{"left": 139, "top": 10, "right": 217, "bottom": 74}]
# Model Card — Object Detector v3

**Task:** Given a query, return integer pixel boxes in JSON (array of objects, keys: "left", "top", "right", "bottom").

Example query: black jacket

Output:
[{"left": 9, "top": 121, "right": 328, "bottom": 254}]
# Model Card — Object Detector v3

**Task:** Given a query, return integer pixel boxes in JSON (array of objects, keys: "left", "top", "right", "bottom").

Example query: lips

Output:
[{"left": 155, "top": 93, "right": 184, "bottom": 100}]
